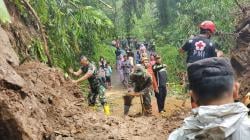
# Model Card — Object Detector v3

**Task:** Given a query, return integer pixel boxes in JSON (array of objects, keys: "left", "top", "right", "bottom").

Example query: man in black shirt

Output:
[
  {"left": 180, "top": 21, "right": 217, "bottom": 63},
  {"left": 153, "top": 55, "right": 168, "bottom": 113},
  {"left": 179, "top": 21, "right": 218, "bottom": 108},
  {"left": 115, "top": 46, "right": 122, "bottom": 70}
]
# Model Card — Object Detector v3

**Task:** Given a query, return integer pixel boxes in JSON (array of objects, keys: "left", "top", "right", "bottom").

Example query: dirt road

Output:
[{"left": 106, "top": 71, "right": 191, "bottom": 117}]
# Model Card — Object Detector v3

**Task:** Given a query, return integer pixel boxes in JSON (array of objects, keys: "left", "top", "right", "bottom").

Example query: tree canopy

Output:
[{"left": 4, "top": 0, "right": 248, "bottom": 83}]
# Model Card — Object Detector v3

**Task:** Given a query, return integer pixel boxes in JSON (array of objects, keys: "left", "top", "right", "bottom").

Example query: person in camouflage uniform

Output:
[
  {"left": 123, "top": 64, "right": 152, "bottom": 116},
  {"left": 69, "top": 56, "right": 110, "bottom": 115}
]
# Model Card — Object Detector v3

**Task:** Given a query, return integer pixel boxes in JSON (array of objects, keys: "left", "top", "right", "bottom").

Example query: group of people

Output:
[
  {"left": 97, "top": 56, "right": 112, "bottom": 89},
  {"left": 112, "top": 36, "right": 156, "bottom": 52},
  {"left": 114, "top": 40, "right": 168, "bottom": 116},
  {"left": 69, "top": 20, "right": 250, "bottom": 139}
]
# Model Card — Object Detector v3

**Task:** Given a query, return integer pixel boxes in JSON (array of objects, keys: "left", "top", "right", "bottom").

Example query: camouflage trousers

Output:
[
  {"left": 88, "top": 85, "right": 107, "bottom": 106},
  {"left": 123, "top": 91, "right": 152, "bottom": 115}
]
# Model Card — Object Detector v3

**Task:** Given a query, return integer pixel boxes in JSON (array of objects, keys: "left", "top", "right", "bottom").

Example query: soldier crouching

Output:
[{"left": 123, "top": 64, "right": 152, "bottom": 116}]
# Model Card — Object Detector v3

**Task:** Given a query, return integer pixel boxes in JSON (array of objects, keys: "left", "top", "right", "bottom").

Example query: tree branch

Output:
[
  {"left": 98, "top": 0, "right": 112, "bottom": 9},
  {"left": 234, "top": 0, "right": 246, "bottom": 15},
  {"left": 22, "top": 0, "right": 53, "bottom": 67}
]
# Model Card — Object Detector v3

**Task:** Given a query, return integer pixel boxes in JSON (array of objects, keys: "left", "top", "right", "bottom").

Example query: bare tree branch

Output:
[
  {"left": 98, "top": 0, "right": 113, "bottom": 9},
  {"left": 234, "top": 0, "right": 246, "bottom": 15},
  {"left": 22, "top": 0, "right": 53, "bottom": 67}
]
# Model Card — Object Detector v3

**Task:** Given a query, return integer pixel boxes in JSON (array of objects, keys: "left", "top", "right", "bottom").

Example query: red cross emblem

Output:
[{"left": 195, "top": 41, "right": 206, "bottom": 51}]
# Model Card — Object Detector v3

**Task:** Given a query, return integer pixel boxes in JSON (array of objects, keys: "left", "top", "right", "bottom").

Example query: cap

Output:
[
  {"left": 134, "top": 64, "right": 145, "bottom": 72},
  {"left": 188, "top": 57, "right": 234, "bottom": 89}
]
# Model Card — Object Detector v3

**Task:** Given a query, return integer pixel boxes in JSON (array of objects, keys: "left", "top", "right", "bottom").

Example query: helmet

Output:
[
  {"left": 134, "top": 64, "right": 145, "bottom": 73},
  {"left": 199, "top": 21, "right": 216, "bottom": 33}
]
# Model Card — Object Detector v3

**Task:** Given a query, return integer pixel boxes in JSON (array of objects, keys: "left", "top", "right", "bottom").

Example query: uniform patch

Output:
[
  {"left": 188, "top": 39, "right": 193, "bottom": 43},
  {"left": 195, "top": 41, "right": 206, "bottom": 51}
]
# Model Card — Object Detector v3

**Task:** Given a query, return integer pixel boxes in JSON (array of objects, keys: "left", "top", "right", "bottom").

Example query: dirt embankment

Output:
[
  {"left": 0, "top": 61, "right": 189, "bottom": 140},
  {"left": 0, "top": 62, "right": 85, "bottom": 140},
  {"left": 231, "top": 5, "right": 250, "bottom": 98}
]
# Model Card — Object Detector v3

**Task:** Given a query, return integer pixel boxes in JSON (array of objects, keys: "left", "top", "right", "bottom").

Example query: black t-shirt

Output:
[
  {"left": 115, "top": 48, "right": 121, "bottom": 57},
  {"left": 153, "top": 64, "right": 167, "bottom": 87},
  {"left": 182, "top": 36, "right": 217, "bottom": 63}
]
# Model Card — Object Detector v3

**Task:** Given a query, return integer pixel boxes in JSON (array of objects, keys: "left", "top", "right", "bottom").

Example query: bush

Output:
[{"left": 156, "top": 45, "right": 186, "bottom": 83}]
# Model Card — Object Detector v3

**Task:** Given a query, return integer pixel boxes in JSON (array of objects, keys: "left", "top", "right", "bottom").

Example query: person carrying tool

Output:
[
  {"left": 123, "top": 64, "right": 152, "bottom": 116},
  {"left": 69, "top": 55, "right": 110, "bottom": 115},
  {"left": 168, "top": 57, "right": 250, "bottom": 140}
]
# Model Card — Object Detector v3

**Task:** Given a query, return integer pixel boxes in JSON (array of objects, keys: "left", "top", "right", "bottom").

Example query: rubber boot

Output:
[
  {"left": 124, "top": 105, "right": 130, "bottom": 115},
  {"left": 103, "top": 104, "right": 110, "bottom": 116}
]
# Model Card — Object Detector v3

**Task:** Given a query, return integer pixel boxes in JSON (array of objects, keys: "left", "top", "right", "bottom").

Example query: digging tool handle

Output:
[{"left": 139, "top": 94, "right": 144, "bottom": 115}]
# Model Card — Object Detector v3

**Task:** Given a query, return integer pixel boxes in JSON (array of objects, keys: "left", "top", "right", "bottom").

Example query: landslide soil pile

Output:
[
  {"left": 0, "top": 62, "right": 86, "bottom": 140},
  {"left": 0, "top": 62, "right": 188, "bottom": 140},
  {"left": 231, "top": 5, "right": 250, "bottom": 98}
]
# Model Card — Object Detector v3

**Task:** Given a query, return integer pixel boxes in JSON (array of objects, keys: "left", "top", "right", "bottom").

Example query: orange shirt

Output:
[{"left": 147, "top": 64, "right": 158, "bottom": 91}]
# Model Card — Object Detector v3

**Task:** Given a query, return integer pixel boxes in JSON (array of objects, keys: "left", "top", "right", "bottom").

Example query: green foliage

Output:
[
  {"left": 29, "top": 39, "right": 48, "bottom": 63},
  {"left": 130, "top": 2, "right": 156, "bottom": 39},
  {"left": 161, "top": 0, "right": 236, "bottom": 50},
  {"left": 0, "top": 0, "right": 11, "bottom": 23},
  {"left": 156, "top": 45, "right": 186, "bottom": 83},
  {"left": 9, "top": 0, "right": 245, "bottom": 88},
  {"left": 155, "top": 0, "right": 182, "bottom": 27},
  {"left": 122, "top": 0, "right": 146, "bottom": 35},
  {"left": 168, "top": 83, "right": 185, "bottom": 95},
  {"left": 93, "top": 44, "right": 116, "bottom": 66},
  {"left": 28, "top": 0, "right": 114, "bottom": 69}
]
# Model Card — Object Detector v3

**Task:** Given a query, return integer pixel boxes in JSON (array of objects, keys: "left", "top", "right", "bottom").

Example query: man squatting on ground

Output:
[
  {"left": 168, "top": 57, "right": 250, "bottom": 140},
  {"left": 69, "top": 56, "right": 110, "bottom": 115},
  {"left": 123, "top": 64, "right": 152, "bottom": 116}
]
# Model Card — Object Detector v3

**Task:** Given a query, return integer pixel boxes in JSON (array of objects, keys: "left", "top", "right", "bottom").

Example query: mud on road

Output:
[{"left": 0, "top": 62, "right": 190, "bottom": 140}]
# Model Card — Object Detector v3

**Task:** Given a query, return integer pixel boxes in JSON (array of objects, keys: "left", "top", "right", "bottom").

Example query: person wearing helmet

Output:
[
  {"left": 180, "top": 21, "right": 219, "bottom": 108},
  {"left": 179, "top": 21, "right": 218, "bottom": 63},
  {"left": 123, "top": 64, "right": 152, "bottom": 116}
]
